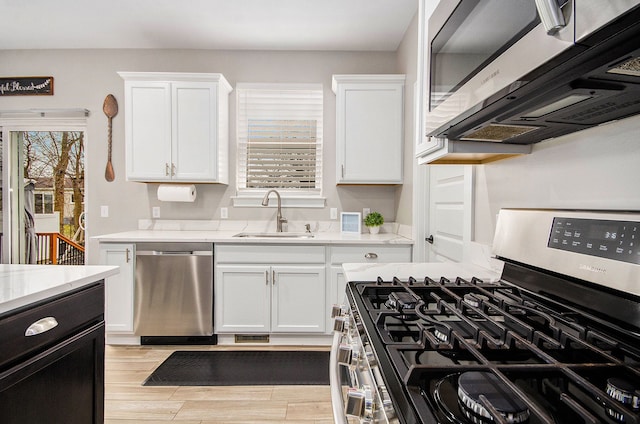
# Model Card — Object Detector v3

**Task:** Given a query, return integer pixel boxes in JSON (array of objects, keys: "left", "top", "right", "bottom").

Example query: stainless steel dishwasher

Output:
[{"left": 134, "top": 242, "right": 213, "bottom": 340}]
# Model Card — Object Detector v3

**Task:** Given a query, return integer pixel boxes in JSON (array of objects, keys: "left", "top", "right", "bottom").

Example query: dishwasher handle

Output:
[{"left": 136, "top": 250, "right": 213, "bottom": 256}]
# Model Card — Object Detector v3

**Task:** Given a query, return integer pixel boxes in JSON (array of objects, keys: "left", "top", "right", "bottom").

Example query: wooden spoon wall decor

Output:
[{"left": 103, "top": 94, "right": 118, "bottom": 182}]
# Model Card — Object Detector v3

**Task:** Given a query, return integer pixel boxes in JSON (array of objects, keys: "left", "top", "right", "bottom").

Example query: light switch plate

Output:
[
  {"left": 100, "top": 205, "right": 108, "bottom": 217},
  {"left": 330, "top": 208, "right": 338, "bottom": 220},
  {"left": 220, "top": 207, "right": 228, "bottom": 219},
  {"left": 152, "top": 207, "right": 160, "bottom": 218}
]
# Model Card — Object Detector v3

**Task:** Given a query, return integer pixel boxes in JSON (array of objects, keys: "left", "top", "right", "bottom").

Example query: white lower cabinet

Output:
[
  {"left": 215, "top": 245, "right": 326, "bottom": 334},
  {"left": 215, "top": 265, "right": 271, "bottom": 333},
  {"left": 328, "top": 245, "right": 412, "bottom": 307},
  {"left": 99, "top": 243, "right": 135, "bottom": 333}
]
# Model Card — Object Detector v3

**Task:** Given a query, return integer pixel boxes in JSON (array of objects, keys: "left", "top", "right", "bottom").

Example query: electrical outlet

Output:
[
  {"left": 220, "top": 207, "right": 228, "bottom": 219},
  {"left": 363, "top": 208, "right": 371, "bottom": 217},
  {"left": 152, "top": 207, "right": 160, "bottom": 218},
  {"left": 330, "top": 208, "right": 338, "bottom": 220},
  {"left": 100, "top": 205, "right": 109, "bottom": 218}
]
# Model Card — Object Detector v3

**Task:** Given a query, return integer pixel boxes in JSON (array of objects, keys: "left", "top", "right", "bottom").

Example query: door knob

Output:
[{"left": 426, "top": 235, "right": 434, "bottom": 244}]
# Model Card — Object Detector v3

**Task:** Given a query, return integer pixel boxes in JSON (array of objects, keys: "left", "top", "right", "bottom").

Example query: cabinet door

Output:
[
  {"left": 331, "top": 265, "right": 347, "bottom": 306},
  {"left": 215, "top": 265, "right": 270, "bottom": 333},
  {"left": 172, "top": 82, "right": 219, "bottom": 182},
  {"left": 271, "top": 265, "right": 326, "bottom": 333},
  {"left": 100, "top": 244, "right": 135, "bottom": 333},
  {"left": 337, "top": 82, "right": 403, "bottom": 184},
  {"left": 0, "top": 323, "right": 104, "bottom": 424},
  {"left": 125, "top": 81, "right": 172, "bottom": 181},
  {"left": 328, "top": 265, "right": 347, "bottom": 334}
]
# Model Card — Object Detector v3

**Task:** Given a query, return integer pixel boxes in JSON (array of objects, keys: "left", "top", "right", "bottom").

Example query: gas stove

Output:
[{"left": 330, "top": 209, "right": 640, "bottom": 424}]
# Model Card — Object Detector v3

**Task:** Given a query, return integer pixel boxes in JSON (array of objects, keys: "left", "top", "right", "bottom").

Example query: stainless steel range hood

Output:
[{"left": 420, "top": 0, "right": 640, "bottom": 164}]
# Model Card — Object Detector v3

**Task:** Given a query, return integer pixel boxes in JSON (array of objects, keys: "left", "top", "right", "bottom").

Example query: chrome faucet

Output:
[{"left": 261, "top": 189, "right": 287, "bottom": 232}]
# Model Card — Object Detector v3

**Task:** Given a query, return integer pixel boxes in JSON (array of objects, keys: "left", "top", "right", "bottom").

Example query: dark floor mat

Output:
[{"left": 143, "top": 350, "right": 333, "bottom": 386}]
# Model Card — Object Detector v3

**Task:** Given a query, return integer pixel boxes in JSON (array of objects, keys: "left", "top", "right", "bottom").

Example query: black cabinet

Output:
[{"left": 0, "top": 282, "right": 105, "bottom": 423}]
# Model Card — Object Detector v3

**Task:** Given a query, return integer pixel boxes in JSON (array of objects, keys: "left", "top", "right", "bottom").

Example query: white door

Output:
[
  {"left": 215, "top": 265, "right": 270, "bottom": 333},
  {"left": 340, "top": 85, "right": 403, "bottom": 183},
  {"left": 1, "top": 121, "right": 86, "bottom": 264},
  {"left": 427, "top": 165, "right": 474, "bottom": 262},
  {"left": 125, "top": 81, "right": 172, "bottom": 181},
  {"left": 172, "top": 82, "right": 218, "bottom": 181},
  {"left": 100, "top": 243, "right": 135, "bottom": 332},
  {"left": 271, "top": 265, "right": 326, "bottom": 333}
]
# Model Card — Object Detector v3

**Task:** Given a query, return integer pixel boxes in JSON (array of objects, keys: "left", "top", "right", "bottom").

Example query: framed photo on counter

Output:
[{"left": 341, "top": 212, "right": 361, "bottom": 234}]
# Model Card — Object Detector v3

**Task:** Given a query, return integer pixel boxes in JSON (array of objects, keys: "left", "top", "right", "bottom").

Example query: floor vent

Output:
[{"left": 235, "top": 334, "right": 270, "bottom": 343}]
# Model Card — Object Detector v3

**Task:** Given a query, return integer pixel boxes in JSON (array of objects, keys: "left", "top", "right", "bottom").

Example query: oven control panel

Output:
[{"left": 548, "top": 217, "right": 640, "bottom": 264}]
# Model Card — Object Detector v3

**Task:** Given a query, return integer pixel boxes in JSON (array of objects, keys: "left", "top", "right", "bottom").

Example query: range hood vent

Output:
[
  {"left": 461, "top": 124, "right": 540, "bottom": 142},
  {"left": 608, "top": 57, "right": 640, "bottom": 77}
]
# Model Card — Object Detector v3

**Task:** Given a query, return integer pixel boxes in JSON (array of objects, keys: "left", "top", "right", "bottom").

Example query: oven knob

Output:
[
  {"left": 337, "top": 343, "right": 360, "bottom": 367},
  {"left": 331, "top": 304, "right": 346, "bottom": 318},
  {"left": 337, "top": 343, "right": 353, "bottom": 366},
  {"left": 333, "top": 316, "right": 349, "bottom": 333},
  {"left": 345, "top": 388, "right": 366, "bottom": 418}
]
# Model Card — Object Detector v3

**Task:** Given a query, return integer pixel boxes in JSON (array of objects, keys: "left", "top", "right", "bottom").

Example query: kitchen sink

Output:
[{"left": 233, "top": 232, "right": 314, "bottom": 239}]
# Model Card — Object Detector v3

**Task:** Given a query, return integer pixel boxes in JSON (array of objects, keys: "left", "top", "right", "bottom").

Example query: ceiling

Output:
[{"left": 0, "top": 0, "right": 418, "bottom": 51}]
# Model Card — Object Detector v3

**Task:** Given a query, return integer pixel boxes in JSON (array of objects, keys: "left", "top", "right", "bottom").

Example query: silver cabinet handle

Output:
[
  {"left": 171, "top": 163, "right": 176, "bottom": 176},
  {"left": 165, "top": 163, "right": 170, "bottom": 176},
  {"left": 265, "top": 270, "right": 269, "bottom": 285},
  {"left": 25, "top": 317, "right": 58, "bottom": 336},
  {"left": 125, "top": 248, "right": 131, "bottom": 263},
  {"left": 341, "top": 164, "right": 345, "bottom": 178},
  {"left": 272, "top": 270, "right": 276, "bottom": 285},
  {"left": 364, "top": 253, "right": 378, "bottom": 259},
  {"left": 534, "top": 0, "right": 566, "bottom": 35}
]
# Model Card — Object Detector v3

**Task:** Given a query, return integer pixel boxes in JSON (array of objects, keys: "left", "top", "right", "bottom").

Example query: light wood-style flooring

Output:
[{"left": 104, "top": 345, "right": 334, "bottom": 423}]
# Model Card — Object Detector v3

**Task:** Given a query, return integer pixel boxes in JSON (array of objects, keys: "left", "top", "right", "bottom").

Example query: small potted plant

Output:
[{"left": 364, "top": 211, "right": 384, "bottom": 234}]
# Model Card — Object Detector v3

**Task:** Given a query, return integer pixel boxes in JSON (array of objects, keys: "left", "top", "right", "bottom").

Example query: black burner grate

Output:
[{"left": 351, "top": 275, "right": 640, "bottom": 424}]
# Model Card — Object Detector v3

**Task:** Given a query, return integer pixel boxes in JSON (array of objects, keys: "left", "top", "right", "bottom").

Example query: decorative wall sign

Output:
[{"left": 0, "top": 76, "right": 54, "bottom": 96}]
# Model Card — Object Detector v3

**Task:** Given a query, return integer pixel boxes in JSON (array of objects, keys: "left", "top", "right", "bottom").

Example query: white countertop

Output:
[
  {"left": 94, "top": 229, "right": 413, "bottom": 245},
  {"left": 0, "top": 265, "right": 119, "bottom": 315},
  {"left": 342, "top": 262, "right": 501, "bottom": 282}
]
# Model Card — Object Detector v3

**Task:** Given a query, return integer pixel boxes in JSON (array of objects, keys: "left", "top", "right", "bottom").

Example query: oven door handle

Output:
[{"left": 330, "top": 331, "right": 348, "bottom": 424}]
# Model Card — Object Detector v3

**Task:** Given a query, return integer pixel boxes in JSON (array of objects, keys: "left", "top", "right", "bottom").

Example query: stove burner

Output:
[
  {"left": 457, "top": 372, "right": 530, "bottom": 423},
  {"left": 607, "top": 378, "right": 639, "bottom": 408},
  {"left": 463, "top": 293, "right": 489, "bottom": 308},
  {"left": 606, "top": 378, "right": 640, "bottom": 421},
  {"left": 434, "top": 328, "right": 449, "bottom": 343}
]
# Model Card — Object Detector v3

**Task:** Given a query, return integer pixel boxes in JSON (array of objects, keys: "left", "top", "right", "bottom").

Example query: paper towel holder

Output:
[{"left": 157, "top": 184, "right": 197, "bottom": 202}]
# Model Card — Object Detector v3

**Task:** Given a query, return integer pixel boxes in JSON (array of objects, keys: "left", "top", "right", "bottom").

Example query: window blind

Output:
[{"left": 237, "top": 85, "right": 323, "bottom": 193}]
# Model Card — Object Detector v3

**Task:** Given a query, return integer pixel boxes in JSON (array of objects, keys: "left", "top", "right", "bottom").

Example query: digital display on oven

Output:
[{"left": 548, "top": 217, "right": 640, "bottom": 264}]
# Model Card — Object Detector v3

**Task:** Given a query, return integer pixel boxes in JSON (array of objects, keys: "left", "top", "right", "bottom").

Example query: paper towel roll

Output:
[{"left": 157, "top": 184, "right": 197, "bottom": 202}]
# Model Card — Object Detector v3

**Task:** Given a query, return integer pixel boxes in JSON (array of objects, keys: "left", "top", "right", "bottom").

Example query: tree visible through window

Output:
[
  {"left": 23, "top": 131, "right": 84, "bottom": 239},
  {"left": 237, "top": 84, "right": 323, "bottom": 195}
]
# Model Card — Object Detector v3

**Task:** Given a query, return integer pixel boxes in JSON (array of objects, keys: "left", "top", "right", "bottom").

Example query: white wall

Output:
[
  {"left": 474, "top": 114, "right": 640, "bottom": 245},
  {"left": 0, "top": 48, "right": 409, "bottom": 263},
  {"left": 395, "top": 11, "right": 419, "bottom": 228}
]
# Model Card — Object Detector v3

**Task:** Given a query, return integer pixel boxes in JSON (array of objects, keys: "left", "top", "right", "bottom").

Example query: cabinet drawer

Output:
[
  {"left": 0, "top": 283, "right": 104, "bottom": 369},
  {"left": 216, "top": 245, "right": 325, "bottom": 264},
  {"left": 330, "top": 245, "right": 411, "bottom": 264}
]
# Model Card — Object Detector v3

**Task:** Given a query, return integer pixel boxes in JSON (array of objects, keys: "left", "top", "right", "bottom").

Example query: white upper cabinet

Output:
[
  {"left": 119, "top": 72, "right": 232, "bottom": 183},
  {"left": 332, "top": 74, "right": 405, "bottom": 184}
]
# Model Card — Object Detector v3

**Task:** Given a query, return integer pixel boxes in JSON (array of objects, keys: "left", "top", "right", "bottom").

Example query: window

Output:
[
  {"left": 34, "top": 193, "right": 54, "bottom": 214},
  {"left": 235, "top": 84, "right": 323, "bottom": 207}
]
